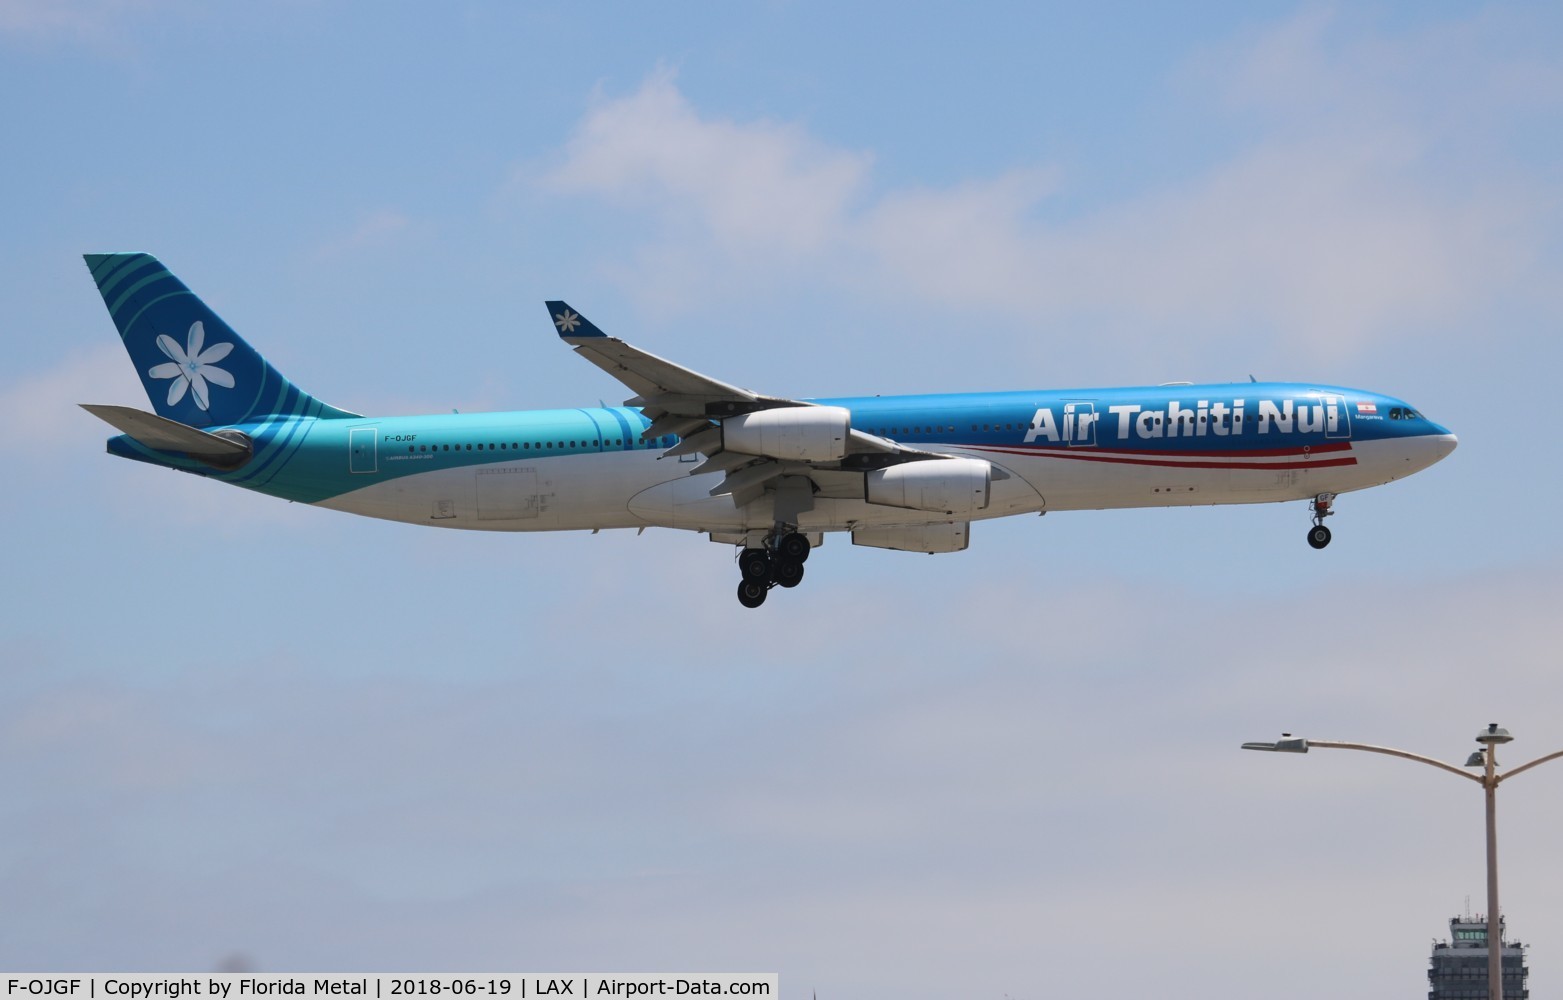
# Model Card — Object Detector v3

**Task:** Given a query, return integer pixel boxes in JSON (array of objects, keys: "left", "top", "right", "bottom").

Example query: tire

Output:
[
  {"left": 778, "top": 532, "right": 811, "bottom": 562},
  {"left": 739, "top": 548, "right": 771, "bottom": 581},
  {"left": 1307, "top": 525, "right": 1332, "bottom": 550},
  {"left": 737, "top": 579, "right": 768, "bottom": 608},
  {"left": 774, "top": 558, "right": 805, "bottom": 588}
]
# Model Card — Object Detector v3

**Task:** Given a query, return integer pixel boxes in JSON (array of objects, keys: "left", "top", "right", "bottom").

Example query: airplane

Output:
[{"left": 82, "top": 253, "right": 1458, "bottom": 608}]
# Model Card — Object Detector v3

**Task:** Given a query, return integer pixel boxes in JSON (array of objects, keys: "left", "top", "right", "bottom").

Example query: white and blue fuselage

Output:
[
  {"left": 108, "top": 386, "right": 1454, "bottom": 532},
  {"left": 83, "top": 253, "right": 1456, "bottom": 606}
]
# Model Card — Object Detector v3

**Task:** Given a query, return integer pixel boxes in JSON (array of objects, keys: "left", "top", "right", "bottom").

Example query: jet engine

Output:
[
  {"left": 864, "top": 458, "right": 991, "bottom": 515},
  {"left": 722, "top": 405, "right": 851, "bottom": 462}
]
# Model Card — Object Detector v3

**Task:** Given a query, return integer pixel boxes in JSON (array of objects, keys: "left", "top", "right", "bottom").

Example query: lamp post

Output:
[{"left": 1242, "top": 724, "right": 1563, "bottom": 999}]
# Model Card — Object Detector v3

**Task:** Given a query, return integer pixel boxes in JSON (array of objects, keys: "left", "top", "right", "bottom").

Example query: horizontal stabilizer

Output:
[{"left": 81, "top": 404, "right": 251, "bottom": 459}]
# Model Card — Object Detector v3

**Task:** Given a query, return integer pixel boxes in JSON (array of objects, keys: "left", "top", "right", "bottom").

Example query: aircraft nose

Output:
[
  {"left": 1415, "top": 432, "right": 1458, "bottom": 470},
  {"left": 1395, "top": 431, "right": 1457, "bottom": 476}
]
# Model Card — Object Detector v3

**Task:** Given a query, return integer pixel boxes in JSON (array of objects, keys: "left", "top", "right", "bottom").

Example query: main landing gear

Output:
[
  {"left": 1307, "top": 492, "right": 1335, "bottom": 549},
  {"left": 735, "top": 529, "right": 812, "bottom": 608}
]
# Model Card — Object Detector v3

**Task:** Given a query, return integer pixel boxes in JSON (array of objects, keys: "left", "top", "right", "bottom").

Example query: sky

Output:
[{"left": 2, "top": 1, "right": 1562, "bottom": 996}]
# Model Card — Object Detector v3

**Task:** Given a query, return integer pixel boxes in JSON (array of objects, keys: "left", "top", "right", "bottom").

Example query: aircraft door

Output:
[
  {"left": 349, "top": 427, "right": 378, "bottom": 473},
  {"left": 1064, "top": 402, "right": 1097, "bottom": 447},
  {"left": 1323, "top": 395, "right": 1351, "bottom": 439}
]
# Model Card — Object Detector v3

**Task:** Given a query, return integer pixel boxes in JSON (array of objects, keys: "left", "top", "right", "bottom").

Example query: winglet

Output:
[{"left": 546, "top": 301, "right": 607, "bottom": 339}]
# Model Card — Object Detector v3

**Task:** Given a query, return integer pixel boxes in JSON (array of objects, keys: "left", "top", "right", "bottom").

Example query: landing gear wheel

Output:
[
  {"left": 737, "top": 579, "right": 769, "bottom": 608},
  {"left": 738, "top": 548, "right": 771, "bottom": 581},
  {"left": 773, "top": 558, "right": 805, "bottom": 588},
  {"left": 1307, "top": 524, "right": 1332, "bottom": 550},
  {"left": 778, "top": 532, "right": 811, "bottom": 563}
]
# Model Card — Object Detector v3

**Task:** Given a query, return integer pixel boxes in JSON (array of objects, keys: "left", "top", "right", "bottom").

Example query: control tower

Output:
[{"left": 1428, "top": 914, "right": 1528, "bottom": 999}]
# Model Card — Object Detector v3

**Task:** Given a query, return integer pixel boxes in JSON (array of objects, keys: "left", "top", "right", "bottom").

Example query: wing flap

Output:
[
  {"left": 711, "top": 459, "right": 785, "bottom": 498},
  {"left": 689, "top": 452, "right": 762, "bottom": 478},
  {"left": 642, "top": 413, "right": 712, "bottom": 442},
  {"left": 665, "top": 425, "right": 721, "bottom": 457}
]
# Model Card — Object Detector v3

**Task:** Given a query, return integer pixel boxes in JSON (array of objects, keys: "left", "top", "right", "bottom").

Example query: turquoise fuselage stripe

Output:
[
  {"left": 228, "top": 381, "right": 309, "bottom": 484},
  {"left": 603, "top": 407, "right": 637, "bottom": 449}
]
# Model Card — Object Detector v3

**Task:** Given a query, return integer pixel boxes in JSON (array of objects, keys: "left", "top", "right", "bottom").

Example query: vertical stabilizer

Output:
[{"left": 84, "top": 253, "right": 357, "bottom": 428}]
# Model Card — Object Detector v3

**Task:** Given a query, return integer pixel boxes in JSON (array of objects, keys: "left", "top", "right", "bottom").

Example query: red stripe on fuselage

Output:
[{"left": 969, "top": 443, "right": 1358, "bottom": 471}]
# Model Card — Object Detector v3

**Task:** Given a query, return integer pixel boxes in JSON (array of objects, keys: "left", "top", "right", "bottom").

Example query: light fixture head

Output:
[
  {"left": 1475, "top": 723, "right": 1513, "bottom": 745},
  {"left": 1241, "top": 735, "right": 1309, "bottom": 753}
]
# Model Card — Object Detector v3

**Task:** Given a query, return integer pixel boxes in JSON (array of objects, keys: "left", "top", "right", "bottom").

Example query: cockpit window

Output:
[{"left": 1388, "top": 407, "right": 1422, "bottom": 421}]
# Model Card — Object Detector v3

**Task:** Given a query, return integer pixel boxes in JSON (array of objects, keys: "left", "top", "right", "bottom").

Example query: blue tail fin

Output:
[{"left": 84, "top": 253, "right": 357, "bottom": 428}]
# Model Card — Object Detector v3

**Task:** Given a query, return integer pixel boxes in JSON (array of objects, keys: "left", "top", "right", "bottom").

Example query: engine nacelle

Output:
[
  {"left": 852, "top": 522, "right": 970, "bottom": 554},
  {"left": 864, "top": 458, "right": 991, "bottom": 515},
  {"left": 722, "top": 405, "right": 850, "bottom": 462}
]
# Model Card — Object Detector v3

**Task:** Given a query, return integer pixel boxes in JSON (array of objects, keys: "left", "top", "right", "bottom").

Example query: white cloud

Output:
[
  {"left": 0, "top": 0, "right": 108, "bottom": 37},
  {"left": 309, "top": 208, "right": 413, "bottom": 262},
  {"left": 546, "top": 68, "right": 869, "bottom": 258},
  {"left": 0, "top": 344, "right": 142, "bottom": 452},
  {"left": 6, "top": 557, "right": 1562, "bottom": 994},
  {"left": 537, "top": 17, "right": 1556, "bottom": 364},
  {"left": 0, "top": 0, "right": 183, "bottom": 46},
  {"left": 0, "top": 346, "right": 324, "bottom": 531}
]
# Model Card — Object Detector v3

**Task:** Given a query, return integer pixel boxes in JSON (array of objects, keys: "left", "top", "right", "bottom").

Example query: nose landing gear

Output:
[
  {"left": 733, "top": 527, "right": 813, "bottom": 607},
  {"left": 1307, "top": 493, "right": 1335, "bottom": 549}
]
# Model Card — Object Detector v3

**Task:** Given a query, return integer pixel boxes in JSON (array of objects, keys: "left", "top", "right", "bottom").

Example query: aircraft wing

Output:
[{"left": 546, "top": 301, "right": 939, "bottom": 506}]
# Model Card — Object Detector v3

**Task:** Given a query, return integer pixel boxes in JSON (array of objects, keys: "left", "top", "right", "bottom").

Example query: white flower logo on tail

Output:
[{"left": 148, "top": 321, "right": 235, "bottom": 411}]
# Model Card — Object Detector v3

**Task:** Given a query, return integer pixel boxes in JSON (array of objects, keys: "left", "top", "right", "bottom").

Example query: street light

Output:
[{"left": 1242, "top": 724, "right": 1563, "bottom": 999}]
